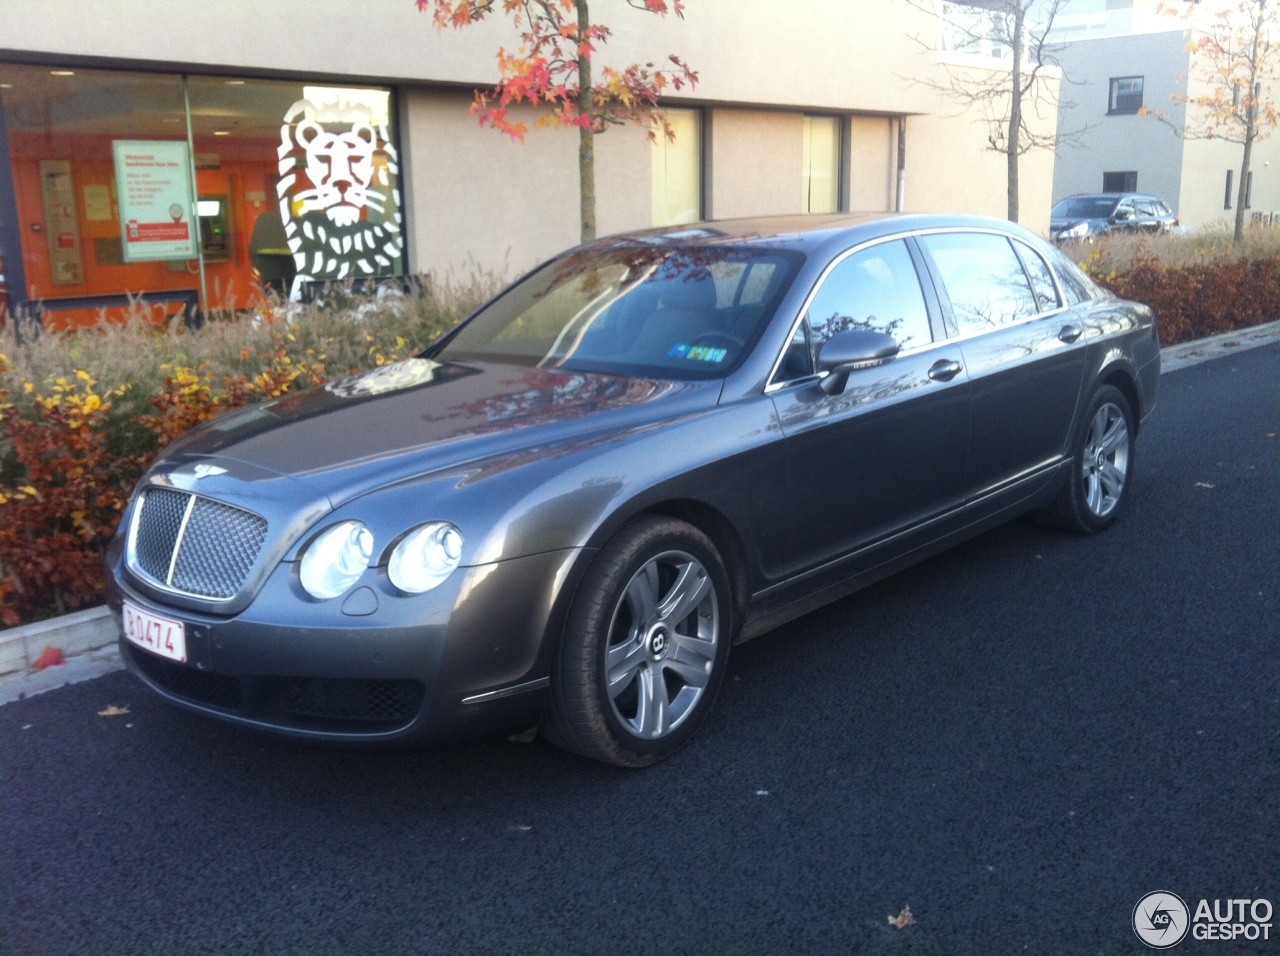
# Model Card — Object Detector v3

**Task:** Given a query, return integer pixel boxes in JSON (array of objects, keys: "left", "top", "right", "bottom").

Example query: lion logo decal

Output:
[{"left": 277, "top": 98, "right": 404, "bottom": 297}]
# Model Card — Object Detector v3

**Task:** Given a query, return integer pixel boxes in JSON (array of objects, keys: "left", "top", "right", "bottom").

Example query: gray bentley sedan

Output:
[{"left": 105, "top": 213, "right": 1160, "bottom": 767}]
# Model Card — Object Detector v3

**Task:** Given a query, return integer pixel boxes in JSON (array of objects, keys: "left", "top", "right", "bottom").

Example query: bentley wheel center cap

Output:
[{"left": 647, "top": 624, "right": 671, "bottom": 659}]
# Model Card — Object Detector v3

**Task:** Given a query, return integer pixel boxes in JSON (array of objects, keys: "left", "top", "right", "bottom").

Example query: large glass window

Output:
[
  {"left": 0, "top": 64, "right": 404, "bottom": 327},
  {"left": 651, "top": 108, "right": 702, "bottom": 227},
  {"left": 803, "top": 116, "right": 840, "bottom": 214}
]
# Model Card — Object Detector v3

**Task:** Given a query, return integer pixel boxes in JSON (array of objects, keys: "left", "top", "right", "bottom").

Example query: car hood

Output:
[
  {"left": 152, "top": 358, "right": 715, "bottom": 507},
  {"left": 1050, "top": 216, "right": 1105, "bottom": 231}
]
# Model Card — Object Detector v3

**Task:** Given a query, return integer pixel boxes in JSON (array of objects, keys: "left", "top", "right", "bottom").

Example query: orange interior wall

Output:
[{"left": 9, "top": 130, "right": 280, "bottom": 328}]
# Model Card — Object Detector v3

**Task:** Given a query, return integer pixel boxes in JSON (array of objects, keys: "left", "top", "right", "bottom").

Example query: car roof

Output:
[
  {"left": 1057, "top": 192, "right": 1166, "bottom": 202},
  {"left": 588, "top": 211, "right": 1046, "bottom": 257}
]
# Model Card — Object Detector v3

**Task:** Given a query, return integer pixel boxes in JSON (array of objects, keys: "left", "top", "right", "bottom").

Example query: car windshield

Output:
[
  {"left": 436, "top": 244, "right": 804, "bottom": 379},
  {"left": 1053, "top": 196, "right": 1120, "bottom": 220}
]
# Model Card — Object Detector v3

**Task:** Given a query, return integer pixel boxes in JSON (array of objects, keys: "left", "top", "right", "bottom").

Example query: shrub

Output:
[{"left": 1075, "top": 228, "right": 1280, "bottom": 345}]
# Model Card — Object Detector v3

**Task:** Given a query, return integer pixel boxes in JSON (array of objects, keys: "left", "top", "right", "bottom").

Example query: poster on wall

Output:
[
  {"left": 38, "top": 159, "right": 85, "bottom": 286},
  {"left": 111, "top": 140, "right": 197, "bottom": 262}
]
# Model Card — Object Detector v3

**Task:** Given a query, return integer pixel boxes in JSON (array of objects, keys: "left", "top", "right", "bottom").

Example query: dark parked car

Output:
[
  {"left": 1051, "top": 193, "right": 1178, "bottom": 243},
  {"left": 106, "top": 213, "right": 1161, "bottom": 767}
]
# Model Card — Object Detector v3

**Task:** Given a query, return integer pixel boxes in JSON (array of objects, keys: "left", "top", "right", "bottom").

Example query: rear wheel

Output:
[
  {"left": 1045, "top": 384, "right": 1135, "bottom": 533},
  {"left": 544, "top": 516, "right": 731, "bottom": 767}
]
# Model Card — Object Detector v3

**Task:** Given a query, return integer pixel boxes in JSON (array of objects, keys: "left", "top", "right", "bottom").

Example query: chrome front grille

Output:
[{"left": 128, "top": 488, "right": 268, "bottom": 600}]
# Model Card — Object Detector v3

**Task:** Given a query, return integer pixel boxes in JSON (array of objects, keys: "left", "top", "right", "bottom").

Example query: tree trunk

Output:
[
  {"left": 577, "top": 0, "right": 596, "bottom": 243},
  {"left": 1234, "top": 133, "right": 1253, "bottom": 243},
  {"left": 1007, "top": 4, "right": 1023, "bottom": 223}
]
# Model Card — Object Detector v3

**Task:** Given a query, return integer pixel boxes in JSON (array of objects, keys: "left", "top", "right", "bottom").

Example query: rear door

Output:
[{"left": 916, "top": 230, "right": 1087, "bottom": 504}]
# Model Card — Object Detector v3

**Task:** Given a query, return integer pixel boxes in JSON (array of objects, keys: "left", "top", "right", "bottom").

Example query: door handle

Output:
[
  {"left": 927, "top": 359, "right": 963, "bottom": 382},
  {"left": 1058, "top": 325, "right": 1082, "bottom": 344}
]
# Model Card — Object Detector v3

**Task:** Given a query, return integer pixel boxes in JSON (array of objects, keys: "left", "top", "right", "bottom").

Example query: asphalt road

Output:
[{"left": 2, "top": 344, "right": 1276, "bottom": 956}]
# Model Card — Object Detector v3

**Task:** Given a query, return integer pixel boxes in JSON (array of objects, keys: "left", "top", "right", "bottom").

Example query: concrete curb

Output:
[
  {"left": 1, "top": 319, "right": 1277, "bottom": 704},
  {"left": 0, "top": 605, "right": 118, "bottom": 675}
]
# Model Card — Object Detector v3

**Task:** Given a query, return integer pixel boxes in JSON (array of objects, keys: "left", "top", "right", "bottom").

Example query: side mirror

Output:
[
  {"left": 816, "top": 328, "right": 900, "bottom": 395},
  {"left": 1112, "top": 207, "right": 1135, "bottom": 222}
]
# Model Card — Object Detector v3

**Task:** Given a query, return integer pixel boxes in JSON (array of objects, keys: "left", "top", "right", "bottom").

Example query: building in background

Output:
[
  {"left": 1050, "top": 0, "right": 1279, "bottom": 230},
  {"left": 0, "top": 0, "right": 1062, "bottom": 326}
]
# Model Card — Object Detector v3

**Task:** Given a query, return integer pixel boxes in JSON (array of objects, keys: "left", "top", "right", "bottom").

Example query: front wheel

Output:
[
  {"left": 544, "top": 516, "right": 732, "bottom": 767},
  {"left": 1044, "top": 384, "right": 1136, "bottom": 533}
]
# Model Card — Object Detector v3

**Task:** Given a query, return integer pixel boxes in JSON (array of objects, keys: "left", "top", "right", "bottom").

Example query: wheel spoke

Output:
[
  {"left": 1099, "top": 461, "right": 1125, "bottom": 498},
  {"left": 1086, "top": 471, "right": 1104, "bottom": 513},
  {"left": 656, "top": 561, "right": 711, "bottom": 625},
  {"left": 635, "top": 666, "right": 669, "bottom": 738},
  {"left": 1100, "top": 417, "right": 1129, "bottom": 455},
  {"left": 1092, "top": 406, "right": 1110, "bottom": 440},
  {"left": 624, "top": 560, "right": 661, "bottom": 624},
  {"left": 658, "top": 632, "right": 716, "bottom": 697},
  {"left": 606, "top": 641, "right": 647, "bottom": 696}
]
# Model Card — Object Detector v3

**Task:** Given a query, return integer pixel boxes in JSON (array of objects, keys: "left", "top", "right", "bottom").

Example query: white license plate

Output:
[{"left": 122, "top": 601, "right": 187, "bottom": 664}]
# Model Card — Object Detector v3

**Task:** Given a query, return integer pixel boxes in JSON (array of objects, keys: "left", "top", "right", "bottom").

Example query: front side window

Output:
[
  {"left": 439, "top": 245, "right": 802, "bottom": 380},
  {"left": 805, "top": 239, "right": 933, "bottom": 356},
  {"left": 1109, "top": 76, "right": 1143, "bottom": 114},
  {"left": 652, "top": 108, "right": 702, "bottom": 227},
  {"left": 919, "top": 232, "right": 1038, "bottom": 334}
]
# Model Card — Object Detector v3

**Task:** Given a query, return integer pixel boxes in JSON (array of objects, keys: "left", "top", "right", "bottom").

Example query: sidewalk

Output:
[{"left": 1, "top": 319, "right": 1277, "bottom": 706}]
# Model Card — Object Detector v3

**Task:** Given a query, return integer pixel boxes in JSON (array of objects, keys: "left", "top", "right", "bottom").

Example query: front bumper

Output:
[{"left": 105, "top": 544, "right": 586, "bottom": 746}]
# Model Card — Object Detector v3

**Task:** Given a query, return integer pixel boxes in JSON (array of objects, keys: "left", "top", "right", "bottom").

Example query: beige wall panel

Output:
[
  {"left": 849, "top": 117, "right": 895, "bottom": 213},
  {"left": 2, "top": 0, "right": 947, "bottom": 114},
  {"left": 594, "top": 123, "right": 654, "bottom": 239},
  {"left": 904, "top": 110, "right": 1056, "bottom": 235},
  {"left": 403, "top": 93, "right": 580, "bottom": 282},
  {"left": 1179, "top": 137, "right": 1280, "bottom": 231},
  {"left": 709, "top": 110, "right": 805, "bottom": 219}
]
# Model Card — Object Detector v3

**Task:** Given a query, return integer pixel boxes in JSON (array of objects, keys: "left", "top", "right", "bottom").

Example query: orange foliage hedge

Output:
[
  {"left": 0, "top": 350, "right": 324, "bottom": 627},
  {"left": 1082, "top": 250, "right": 1280, "bottom": 346}
]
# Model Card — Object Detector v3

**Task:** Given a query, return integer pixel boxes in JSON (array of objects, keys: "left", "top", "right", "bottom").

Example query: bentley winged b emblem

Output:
[{"left": 190, "top": 464, "right": 228, "bottom": 480}]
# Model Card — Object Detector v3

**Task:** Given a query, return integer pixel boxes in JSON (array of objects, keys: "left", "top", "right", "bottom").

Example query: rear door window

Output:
[{"left": 918, "top": 232, "right": 1039, "bottom": 335}]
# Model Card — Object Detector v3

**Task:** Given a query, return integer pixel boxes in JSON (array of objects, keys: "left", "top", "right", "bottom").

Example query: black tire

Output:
[
  {"left": 544, "top": 516, "right": 732, "bottom": 768},
  {"left": 1044, "top": 384, "right": 1136, "bottom": 534}
]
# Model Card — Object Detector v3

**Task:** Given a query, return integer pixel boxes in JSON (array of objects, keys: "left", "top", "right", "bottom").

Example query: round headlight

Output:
[
  {"left": 299, "top": 521, "right": 374, "bottom": 600},
  {"left": 389, "top": 522, "right": 464, "bottom": 594}
]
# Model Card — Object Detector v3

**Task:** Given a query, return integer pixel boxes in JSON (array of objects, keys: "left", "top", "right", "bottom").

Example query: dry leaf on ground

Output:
[
  {"left": 888, "top": 905, "right": 916, "bottom": 929},
  {"left": 31, "top": 647, "right": 66, "bottom": 671},
  {"left": 98, "top": 705, "right": 131, "bottom": 717}
]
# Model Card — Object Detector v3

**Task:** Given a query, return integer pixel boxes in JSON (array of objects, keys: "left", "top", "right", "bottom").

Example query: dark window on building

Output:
[
  {"left": 1225, "top": 169, "right": 1234, "bottom": 209},
  {"left": 1108, "top": 76, "right": 1144, "bottom": 114},
  {"left": 1102, "top": 171, "right": 1138, "bottom": 192}
]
